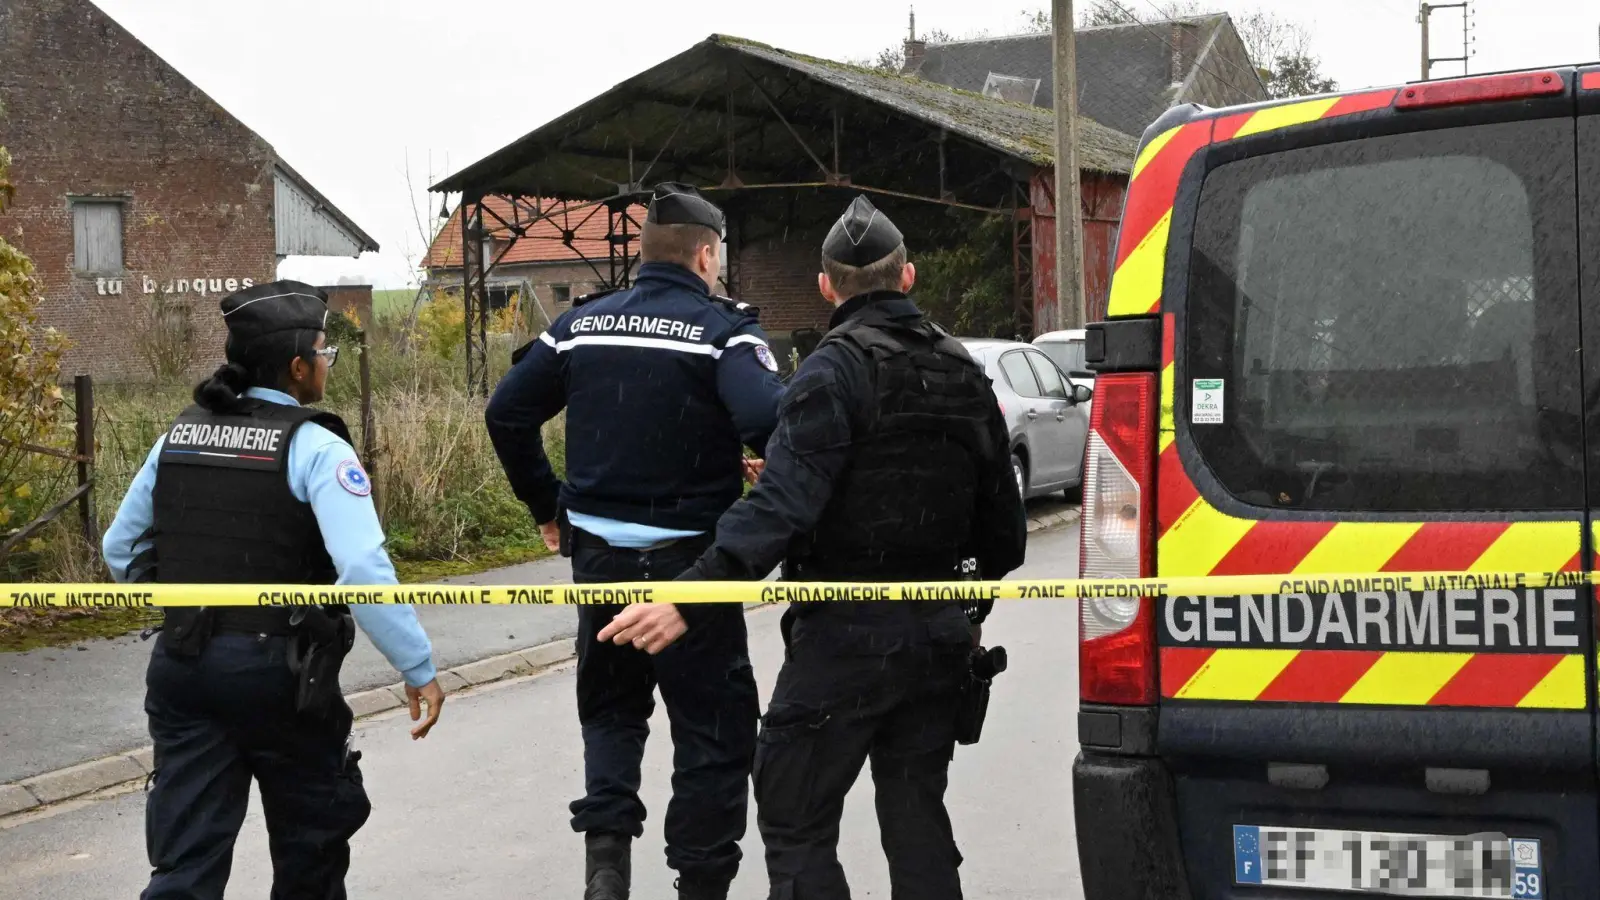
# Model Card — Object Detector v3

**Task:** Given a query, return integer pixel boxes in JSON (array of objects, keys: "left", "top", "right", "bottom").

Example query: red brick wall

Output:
[
  {"left": 0, "top": 0, "right": 279, "bottom": 381},
  {"left": 734, "top": 238, "right": 832, "bottom": 336},
  {"left": 322, "top": 285, "right": 373, "bottom": 323}
]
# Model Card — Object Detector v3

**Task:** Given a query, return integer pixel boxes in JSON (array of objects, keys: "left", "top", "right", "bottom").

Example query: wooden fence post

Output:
[
  {"left": 358, "top": 329, "right": 379, "bottom": 516},
  {"left": 74, "top": 374, "right": 97, "bottom": 550}
]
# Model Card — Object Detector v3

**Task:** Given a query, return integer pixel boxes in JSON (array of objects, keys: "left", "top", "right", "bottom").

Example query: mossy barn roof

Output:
[{"left": 434, "top": 34, "right": 1136, "bottom": 206}]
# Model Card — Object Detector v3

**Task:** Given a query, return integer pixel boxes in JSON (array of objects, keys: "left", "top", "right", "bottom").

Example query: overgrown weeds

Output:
[{"left": 13, "top": 300, "right": 561, "bottom": 584}]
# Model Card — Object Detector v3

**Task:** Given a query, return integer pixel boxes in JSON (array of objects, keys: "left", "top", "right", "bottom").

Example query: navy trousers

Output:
[
  {"left": 568, "top": 533, "right": 760, "bottom": 888},
  {"left": 141, "top": 632, "right": 370, "bottom": 900}
]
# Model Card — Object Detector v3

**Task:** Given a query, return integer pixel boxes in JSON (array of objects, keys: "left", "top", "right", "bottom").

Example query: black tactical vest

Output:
[
  {"left": 788, "top": 306, "right": 1000, "bottom": 645},
  {"left": 152, "top": 399, "right": 349, "bottom": 587}
]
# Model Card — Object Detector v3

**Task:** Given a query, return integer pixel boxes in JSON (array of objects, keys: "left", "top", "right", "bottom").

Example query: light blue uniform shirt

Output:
[
  {"left": 102, "top": 387, "right": 438, "bottom": 687},
  {"left": 565, "top": 511, "right": 702, "bottom": 550}
]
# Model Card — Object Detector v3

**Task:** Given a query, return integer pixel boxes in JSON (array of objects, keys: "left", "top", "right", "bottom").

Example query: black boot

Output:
[
  {"left": 584, "top": 832, "right": 631, "bottom": 900},
  {"left": 673, "top": 875, "right": 729, "bottom": 900}
]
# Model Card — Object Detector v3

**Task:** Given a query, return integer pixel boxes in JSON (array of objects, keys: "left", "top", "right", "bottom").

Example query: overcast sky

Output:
[{"left": 89, "top": 0, "right": 1598, "bottom": 289}]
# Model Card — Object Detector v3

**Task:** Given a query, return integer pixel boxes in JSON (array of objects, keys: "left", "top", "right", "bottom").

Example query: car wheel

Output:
[
  {"left": 1063, "top": 482, "right": 1083, "bottom": 504},
  {"left": 1011, "top": 453, "right": 1027, "bottom": 499}
]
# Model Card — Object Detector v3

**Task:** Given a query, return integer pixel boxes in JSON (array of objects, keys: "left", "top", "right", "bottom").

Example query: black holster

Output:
[
  {"left": 160, "top": 607, "right": 216, "bottom": 658},
  {"left": 286, "top": 606, "right": 356, "bottom": 717},
  {"left": 557, "top": 507, "right": 573, "bottom": 558},
  {"left": 955, "top": 644, "right": 1007, "bottom": 746}
]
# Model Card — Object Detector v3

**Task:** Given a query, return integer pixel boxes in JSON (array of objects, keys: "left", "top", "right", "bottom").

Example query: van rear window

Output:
[{"left": 1185, "top": 118, "right": 1583, "bottom": 512}]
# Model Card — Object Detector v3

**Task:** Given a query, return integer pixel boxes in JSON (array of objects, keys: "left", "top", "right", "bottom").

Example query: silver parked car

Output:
[
  {"left": 1032, "top": 328, "right": 1096, "bottom": 391},
  {"left": 959, "top": 338, "right": 1093, "bottom": 500}
]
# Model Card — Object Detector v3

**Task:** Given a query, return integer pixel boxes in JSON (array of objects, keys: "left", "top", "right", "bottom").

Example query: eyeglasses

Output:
[{"left": 314, "top": 346, "right": 339, "bottom": 368}]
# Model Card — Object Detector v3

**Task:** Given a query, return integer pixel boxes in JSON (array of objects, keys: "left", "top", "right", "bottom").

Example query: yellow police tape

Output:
[{"left": 1, "top": 570, "right": 1590, "bottom": 608}]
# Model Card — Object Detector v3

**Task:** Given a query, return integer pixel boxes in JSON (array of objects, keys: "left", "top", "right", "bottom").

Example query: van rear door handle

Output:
[{"left": 1026, "top": 409, "right": 1038, "bottom": 420}]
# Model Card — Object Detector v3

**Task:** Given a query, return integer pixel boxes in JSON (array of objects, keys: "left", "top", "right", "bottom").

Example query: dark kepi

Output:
[
  {"left": 645, "top": 182, "right": 725, "bottom": 238},
  {"left": 823, "top": 195, "right": 904, "bottom": 267},
  {"left": 218, "top": 280, "right": 330, "bottom": 341}
]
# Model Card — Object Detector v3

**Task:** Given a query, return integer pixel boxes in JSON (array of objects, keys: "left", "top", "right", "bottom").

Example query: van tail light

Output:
[
  {"left": 1395, "top": 71, "right": 1563, "bottom": 110},
  {"left": 1079, "top": 372, "right": 1158, "bottom": 706}
]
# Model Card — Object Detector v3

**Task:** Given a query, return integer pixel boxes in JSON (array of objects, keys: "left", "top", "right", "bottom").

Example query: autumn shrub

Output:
[
  {"left": 0, "top": 144, "right": 74, "bottom": 571},
  {"left": 413, "top": 289, "right": 466, "bottom": 360},
  {"left": 322, "top": 306, "right": 363, "bottom": 353},
  {"left": 132, "top": 289, "right": 200, "bottom": 381}
]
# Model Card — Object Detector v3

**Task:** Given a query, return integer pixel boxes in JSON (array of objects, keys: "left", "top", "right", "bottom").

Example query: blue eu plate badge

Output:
[
  {"left": 1233, "top": 823, "right": 1543, "bottom": 898},
  {"left": 1234, "top": 826, "right": 1263, "bottom": 885},
  {"left": 336, "top": 458, "right": 372, "bottom": 497}
]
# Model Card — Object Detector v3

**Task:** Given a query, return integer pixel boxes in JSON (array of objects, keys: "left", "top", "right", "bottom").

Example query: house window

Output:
[
  {"left": 73, "top": 200, "right": 124, "bottom": 275},
  {"left": 552, "top": 284, "right": 571, "bottom": 306}
]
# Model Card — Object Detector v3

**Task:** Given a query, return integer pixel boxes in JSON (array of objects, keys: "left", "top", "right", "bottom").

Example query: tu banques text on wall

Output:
[{"left": 93, "top": 275, "right": 257, "bottom": 297}]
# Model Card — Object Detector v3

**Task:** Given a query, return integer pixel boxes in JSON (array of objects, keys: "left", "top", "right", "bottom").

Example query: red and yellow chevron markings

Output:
[
  {"left": 1105, "top": 89, "right": 1399, "bottom": 319},
  {"left": 1161, "top": 645, "right": 1584, "bottom": 709},
  {"left": 1113, "top": 88, "right": 1589, "bottom": 711},
  {"left": 1153, "top": 316, "right": 1585, "bottom": 709}
]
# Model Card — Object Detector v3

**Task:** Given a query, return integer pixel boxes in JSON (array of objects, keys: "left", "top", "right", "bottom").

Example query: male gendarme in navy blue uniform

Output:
[
  {"left": 102, "top": 281, "right": 446, "bottom": 900},
  {"left": 485, "top": 183, "right": 783, "bottom": 900},
  {"left": 677, "top": 195, "right": 1028, "bottom": 900}
]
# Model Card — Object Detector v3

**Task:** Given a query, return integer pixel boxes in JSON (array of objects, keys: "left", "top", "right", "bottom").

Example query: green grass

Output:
[
  {"left": 0, "top": 607, "right": 160, "bottom": 653},
  {"left": 373, "top": 288, "right": 418, "bottom": 319},
  {"left": 393, "top": 544, "right": 553, "bottom": 582}
]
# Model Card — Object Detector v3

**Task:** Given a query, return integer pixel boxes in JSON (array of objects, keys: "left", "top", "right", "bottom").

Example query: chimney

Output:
[
  {"left": 1169, "top": 20, "right": 1201, "bottom": 86},
  {"left": 903, "top": 7, "right": 927, "bottom": 74}
]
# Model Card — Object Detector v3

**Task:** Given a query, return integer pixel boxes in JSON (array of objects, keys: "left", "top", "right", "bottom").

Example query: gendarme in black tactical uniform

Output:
[{"left": 679, "top": 195, "right": 1028, "bottom": 900}]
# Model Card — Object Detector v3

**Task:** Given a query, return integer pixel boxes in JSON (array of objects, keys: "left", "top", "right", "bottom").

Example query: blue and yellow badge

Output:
[{"left": 335, "top": 458, "right": 372, "bottom": 496}]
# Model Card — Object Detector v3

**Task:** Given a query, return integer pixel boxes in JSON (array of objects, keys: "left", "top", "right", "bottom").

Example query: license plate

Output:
[{"left": 1233, "top": 825, "right": 1544, "bottom": 898}]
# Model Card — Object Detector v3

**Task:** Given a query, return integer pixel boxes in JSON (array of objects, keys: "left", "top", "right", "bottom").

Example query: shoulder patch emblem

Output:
[
  {"left": 335, "top": 458, "right": 372, "bottom": 497},
  {"left": 754, "top": 344, "right": 780, "bottom": 373}
]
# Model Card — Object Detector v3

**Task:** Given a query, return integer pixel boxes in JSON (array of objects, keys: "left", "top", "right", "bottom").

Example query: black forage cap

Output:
[
  {"left": 822, "top": 195, "right": 903, "bottom": 267},
  {"left": 218, "top": 280, "right": 329, "bottom": 342},
  {"left": 645, "top": 182, "right": 725, "bottom": 237}
]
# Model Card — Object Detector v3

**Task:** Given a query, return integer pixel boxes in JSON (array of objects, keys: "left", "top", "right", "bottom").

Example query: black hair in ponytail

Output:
[
  {"left": 192, "top": 361, "right": 251, "bottom": 412},
  {"left": 191, "top": 328, "right": 322, "bottom": 413}
]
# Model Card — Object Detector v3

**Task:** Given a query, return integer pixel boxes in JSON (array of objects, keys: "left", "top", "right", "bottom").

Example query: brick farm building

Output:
[{"left": 0, "top": 0, "right": 378, "bottom": 380}]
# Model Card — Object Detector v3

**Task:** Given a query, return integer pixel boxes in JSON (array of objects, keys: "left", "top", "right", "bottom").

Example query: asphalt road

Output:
[
  {"left": 0, "top": 556, "right": 579, "bottom": 784},
  {"left": 0, "top": 524, "right": 1083, "bottom": 900}
]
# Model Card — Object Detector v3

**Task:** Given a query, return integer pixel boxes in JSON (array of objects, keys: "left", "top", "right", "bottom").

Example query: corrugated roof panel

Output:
[{"left": 274, "top": 169, "right": 368, "bottom": 258}]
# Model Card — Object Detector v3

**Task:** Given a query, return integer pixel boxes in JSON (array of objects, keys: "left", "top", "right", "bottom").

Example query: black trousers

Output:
[
  {"left": 568, "top": 532, "right": 760, "bottom": 887},
  {"left": 755, "top": 622, "right": 970, "bottom": 900},
  {"left": 141, "top": 632, "right": 370, "bottom": 900}
]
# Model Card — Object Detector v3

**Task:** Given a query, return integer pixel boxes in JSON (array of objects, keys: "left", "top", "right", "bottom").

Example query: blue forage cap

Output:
[
  {"left": 823, "top": 195, "right": 903, "bottom": 267},
  {"left": 646, "top": 182, "right": 726, "bottom": 238},
  {"left": 219, "top": 280, "right": 329, "bottom": 341}
]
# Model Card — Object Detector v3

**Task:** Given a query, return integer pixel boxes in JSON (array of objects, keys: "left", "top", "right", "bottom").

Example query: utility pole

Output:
[
  {"left": 1419, "top": 1, "right": 1471, "bottom": 81},
  {"left": 1051, "top": 0, "right": 1085, "bottom": 333},
  {"left": 1419, "top": 2, "right": 1430, "bottom": 80}
]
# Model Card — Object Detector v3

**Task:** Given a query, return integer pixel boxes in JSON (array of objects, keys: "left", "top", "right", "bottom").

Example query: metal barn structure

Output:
[{"left": 432, "top": 34, "right": 1136, "bottom": 395}]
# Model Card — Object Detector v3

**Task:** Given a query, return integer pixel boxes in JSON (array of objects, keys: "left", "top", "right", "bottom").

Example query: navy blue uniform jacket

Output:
[{"left": 485, "top": 262, "right": 784, "bottom": 531}]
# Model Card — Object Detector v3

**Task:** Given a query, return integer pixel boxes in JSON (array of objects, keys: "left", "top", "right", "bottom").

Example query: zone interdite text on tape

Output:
[{"left": 3, "top": 571, "right": 1590, "bottom": 608}]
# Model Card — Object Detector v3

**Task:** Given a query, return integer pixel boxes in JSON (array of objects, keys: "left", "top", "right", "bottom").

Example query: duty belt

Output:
[{"left": 210, "top": 607, "right": 298, "bottom": 636}]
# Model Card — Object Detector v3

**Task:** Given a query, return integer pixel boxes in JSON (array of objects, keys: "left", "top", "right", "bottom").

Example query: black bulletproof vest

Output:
[
  {"left": 152, "top": 399, "right": 348, "bottom": 586},
  {"left": 789, "top": 307, "right": 999, "bottom": 644}
]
